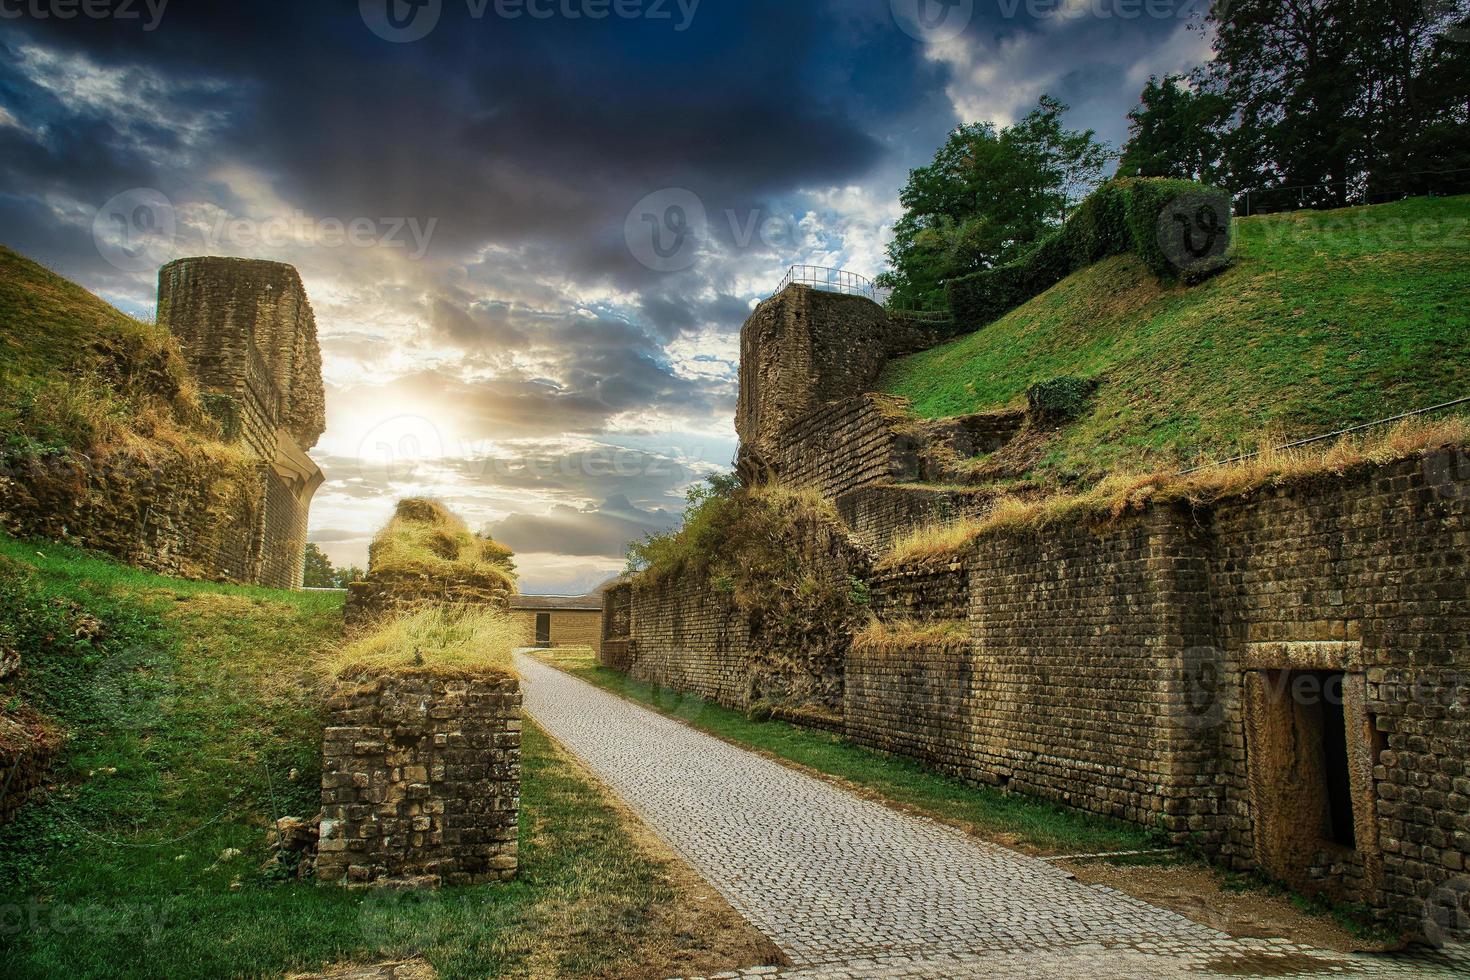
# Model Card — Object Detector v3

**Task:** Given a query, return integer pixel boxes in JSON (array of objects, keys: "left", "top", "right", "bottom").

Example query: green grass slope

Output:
[
  {"left": 879, "top": 195, "right": 1470, "bottom": 480},
  {"left": 0, "top": 537, "right": 767, "bottom": 978},
  {"left": 0, "top": 245, "right": 207, "bottom": 462}
]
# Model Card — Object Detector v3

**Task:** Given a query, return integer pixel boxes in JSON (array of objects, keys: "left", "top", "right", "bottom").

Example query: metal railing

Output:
[
  {"left": 775, "top": 264, "right": 882, "bottom": 300},
  {"left": 1179, "top": 395, "right": 1470, "bottom": 475},
  {"left": 772, "top": 264, "right": 954, "bottom": 323}
]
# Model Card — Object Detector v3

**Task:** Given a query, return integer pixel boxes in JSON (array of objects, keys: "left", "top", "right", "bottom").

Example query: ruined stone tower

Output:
[{"left": 157, "top": 257, "right": 327, "bottom": 590}]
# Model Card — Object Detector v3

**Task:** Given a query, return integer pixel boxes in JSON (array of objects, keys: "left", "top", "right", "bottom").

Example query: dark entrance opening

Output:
[
  {"left": 1314, "top": 671, "right": 1356, "bottom": 848},
  {"left": 535, "top": 613, "right": 551, "bottom": 645}
]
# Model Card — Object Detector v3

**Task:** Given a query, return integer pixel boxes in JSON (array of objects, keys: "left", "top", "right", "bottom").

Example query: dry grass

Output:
[
  {"left": 321, "top": 605, "right": 520, "bottom": 680},
  {"left": 851, "top": 618, "right": 970, "bottom": 657},
  {"left": 367, "top": 498, "right": 516, "bottom": 591},
  {"left": 882, "top": 416, "right": 1470, "bottom": 567}
]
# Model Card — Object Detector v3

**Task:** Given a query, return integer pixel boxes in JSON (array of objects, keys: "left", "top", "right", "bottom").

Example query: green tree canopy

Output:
[
  {"left": 877, "top": 96, "right": 1111, "bottom": 311},
  {"left": 302, "top": 543, "right": 336, "bottom": 589},
  {"left": 1204, "top": 0, "right": 1470, "bottom": 207},
  {"left": 1118, "top": 75, "right": 1231, "bottom": 184}
]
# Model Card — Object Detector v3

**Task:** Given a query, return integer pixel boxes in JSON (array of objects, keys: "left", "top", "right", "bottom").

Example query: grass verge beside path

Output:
[
  {"left": 0, "top": 536, "right": 776, "bottom": 978},
  {"left": 531, "top": 647, "right": 1161, "bottom": 857}
]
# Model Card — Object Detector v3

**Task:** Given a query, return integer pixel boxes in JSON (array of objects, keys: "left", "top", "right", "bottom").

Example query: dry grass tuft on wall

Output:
[
  {"left": 322, "top": 605, "right": 520, "bottom": 680},
  {"left": 882, "top": 416, "right": 1470, "bottom": 568},
  {"left": 851, "top": 618, "right": 970, "bottom": 657},
  {"left": 368, "top": 497, "right": 517, "bottom": 592}
]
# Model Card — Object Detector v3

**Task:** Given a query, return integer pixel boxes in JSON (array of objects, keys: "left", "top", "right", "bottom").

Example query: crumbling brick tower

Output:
[{"left": 157, "top": 258, "right": 327, "bottom": 589}]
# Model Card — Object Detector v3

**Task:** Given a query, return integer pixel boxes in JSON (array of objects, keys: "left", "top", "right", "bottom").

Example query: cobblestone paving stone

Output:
[{"left": 515, "top": 654, "right": 1469, "bottom": 979}]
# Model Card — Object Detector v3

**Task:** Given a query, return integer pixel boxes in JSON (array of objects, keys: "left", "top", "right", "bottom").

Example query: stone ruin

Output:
[
  {"left": 342, "top": 498, "right": 516, "bottom": 631},
  {"left": 157, "top": 257, "right": 327, "bottom": 590},
  {"left": 607, "top": 275, "right": 1470, "bottom": 944},
  {"left": 315, "top": 669, "right": 521, "bottom": 888}
]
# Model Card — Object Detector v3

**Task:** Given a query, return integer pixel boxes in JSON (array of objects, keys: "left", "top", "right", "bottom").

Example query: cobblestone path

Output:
[{"left": 515, "top": 654, "right": 1468, "bottom": 979}]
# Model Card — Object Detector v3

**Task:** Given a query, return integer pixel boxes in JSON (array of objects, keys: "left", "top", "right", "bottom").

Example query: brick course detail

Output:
[{"left": 317, "top": 670, "right": 521, "bottom": 887}]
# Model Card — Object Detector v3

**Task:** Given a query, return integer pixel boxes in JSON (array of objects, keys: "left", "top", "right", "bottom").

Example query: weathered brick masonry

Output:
[
  {"left": 5, "top": 258, "right": 331, "bottom": 589},
  {"left": 317, "top": 670, "right": 521, "bottom": 887},
  {"left": 846, "top": 452, "right": 1469, "bottom": 938},
  {"left": 601, "top": 581, "right": 634, "bottom": 671},
  {"left": 157, "top": 257, "right": 327, "bottom": 589},
  {"left": 625, "top": 508, "right": 869, "bottom": 719},
  {"left": 616, "top": 280, "right": 1469, "bottom": 939},
  {"left": 836, "top": 485, "right": 997, "bottom": 553},
  {"left": 627, "top": 571, "right": 753, "bottom": 709},
  {"left": 736, "top": 286, "right": 947, "bottom": 482}
]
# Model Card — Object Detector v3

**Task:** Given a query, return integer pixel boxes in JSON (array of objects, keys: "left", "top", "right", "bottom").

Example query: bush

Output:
[
  {"left": 1027, "top": 377, "right": 1100, "bottom": 423},
  {"left": 946, "top": 177, "right": 1233, "bottom": 329}
]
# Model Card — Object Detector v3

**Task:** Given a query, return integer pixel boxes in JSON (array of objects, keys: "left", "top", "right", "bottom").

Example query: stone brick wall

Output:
[
  {"left": 625, "top": 506, "right": 870, "bottom": 718},
  {"left": 317, "top": 670, "right": 521, "bottom": 887},
  {"left": 627, "top": 571, "right": 753, "bottom": 709},
  {"left": 0, "top": 449, "right": 262, "bottom": 584},
  {"left": 601, "top": 582, "right": 633, "bottom": 670},
  {"left": 774, "top": 396, "right": 921, "bottom": 499},
  {"left": 845, "top": 451, "right": 1469, "bottom": 940},
  {"left": 508, "top": 609, "right": 602, "bottom": 652},
  {"left": 157, "top": 257, "right": 327, "bottom": 590},
  {"left": 869, "top": 562, "right": 969, "bottom": 623},
  {"left": 158, "top": 257, "right": 325, "bottom": 453},
  {"left": 1203, "top": 451, "right": 1469, "bottom": 934},
  {"left": 837, "top": 485, "right": 996, "bottom": 553},
  {"left": 850, "top": 509, "right": 1208, "bottom": 834},
  {"left": 735, "top": 286, "right": 947, "bottom": 480}
]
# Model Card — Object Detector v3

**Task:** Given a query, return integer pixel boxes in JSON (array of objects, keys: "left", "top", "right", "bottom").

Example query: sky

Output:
[{"left": 0, "top": 0, "right": 1213, "bottom": 593}]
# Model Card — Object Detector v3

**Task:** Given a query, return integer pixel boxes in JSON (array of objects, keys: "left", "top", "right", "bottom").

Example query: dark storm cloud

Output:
[
  {"left": 638, "top": 290, "right": 750, "bottom": 341},
  {"left": 2, "top": 1, "right": 895, "bottom": 286},
  {"left": 451, "top": 444, "right": 706, "bottom": 503},
  {"left": 427, "top": 294, "right": 528, "bottom": 351}
]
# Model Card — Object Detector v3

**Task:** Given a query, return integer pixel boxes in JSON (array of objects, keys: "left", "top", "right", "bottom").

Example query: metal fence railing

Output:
[
  {"left": 775, "top": 264, "right": 881, "bottom": 300},
  {"left": 772, "top": 265, "right": 954, "bottom": 323},
  {"left": 1179, "top": 396, "right": 1470, "bottom": 476}
]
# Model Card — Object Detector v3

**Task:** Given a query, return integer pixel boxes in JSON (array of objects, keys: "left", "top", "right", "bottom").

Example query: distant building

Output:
[{"left": 508, "top": 593, "right": 603, "bottom": 653}]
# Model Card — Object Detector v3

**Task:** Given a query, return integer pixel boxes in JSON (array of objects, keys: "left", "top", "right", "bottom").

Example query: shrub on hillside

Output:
[
  {"left": 1027, "top": 377, "right": 1100, "bottom": 424},
  {"left": 947, "top": 178, "right": 1232, "bottom": 328}
]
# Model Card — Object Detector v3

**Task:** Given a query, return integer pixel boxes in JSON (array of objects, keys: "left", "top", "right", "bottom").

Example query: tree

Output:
[
  {"left": 1203, "top": 0, "right": 1470, "bottom": 207},
  {"left": 302, "top": 543, "right": 336, "bottom": 588},
  {"left": 1118, "top": 75, "right": 1231, "bottom": 184},
  {"left": 878, "top": 96, "right": 1111, "bottom": 310},
  {"left": 335, "top": 565, "right": 365, "bottom": 588}
]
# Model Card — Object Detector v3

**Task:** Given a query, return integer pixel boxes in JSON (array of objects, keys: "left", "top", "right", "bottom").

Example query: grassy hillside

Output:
[
  {"left": 0, "top": 246, "right": 217, "bottom": 464},
  {"left": 0, "top": 536, "right": 775, "bottom": 978},
  {"left": 879, "top": 195, "right": 1470, "bottom": 480}
]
